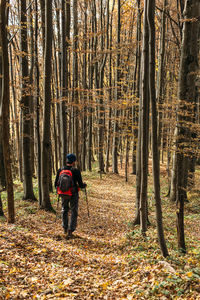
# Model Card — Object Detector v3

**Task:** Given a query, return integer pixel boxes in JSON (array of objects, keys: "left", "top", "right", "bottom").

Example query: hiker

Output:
[{"left": 55, "top": 154, "right": 87, "bottom": 238}]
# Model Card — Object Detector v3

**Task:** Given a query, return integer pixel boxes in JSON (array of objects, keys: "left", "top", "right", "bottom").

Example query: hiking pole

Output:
[
  {"left": 55, "top": 194, "right": 60, "bottom": 222},
  {"left": 84, "top": 187, "right": 90, "bottom": 218}
]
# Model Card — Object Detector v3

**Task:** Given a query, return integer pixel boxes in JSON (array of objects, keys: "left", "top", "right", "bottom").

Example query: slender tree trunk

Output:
[
  {"left": 125, "top": 111, "right": 130, "bottom": 182},
  {"left": 0, "top": 132, "right": 6, "bottom": 189},
  {"left": 98, "top": 0, "right": 104, "bottom": 174},
  {"left": 106, "top": 0, "right": 115, "bottom": 172},
  {"left": 98, "top": 0, "right": 109, "bottom": 173},
  {"left": 87, "top": 1, "right": 95, "bottom": 171},
  {"left": 39, "top": 0, "right": 45, "bottom": 52},
  {"left": 138, "top": 0, "right": 150, "bottom": 235},
  {"left": 53, "top": 3, "right": 62, "bottom": 166},
  {"left": 0, "top": 192, "right": 4, "bottom": 216},
  {"left": 112, "top": 0, "right": 121, "bottom": 174},
  {"left": 148, "top": 0, "right": 169, "bottom": 257},
  {"left": 170, "top": 145, "right": 177, "bottom": 201},
  {"left": 0, "top": 19, "right": 5, "bottom": 218},
  {"left": 9, "top": 46, "right": 22, "bottom": 180},
  {"left": 60, "top": 0, "right": 68, "bottom": 166},
  {"left": 82, "top": 0, "right": 88, "bottom": 171},
  {"left": 0, "top": 47, "right": 6, "bottom": 191},
  {"left": 132, "top": 0, "right": 141, "bottom": 175},
  {"left": 176, "top": 0, "right": 200, "bottom": 252},
  {"left": 35, "top": 0, "right": 42, "bottom": 205},
  {"left": 133, "top": 92, "right": 142, "bottom": 225},
  {"left": 72, "top": 0, "right": 79, "bottom": 164},
  {"left": 157, "top": 0, "right": 168, "bottom": 159},
  {"left": 41, "top": 0, "right": 54, "bottom": 211},
  {"left": 0, "top": 0, "right": 15, "bottom": 223},
  {"left": 20, "top": 0, "right": 36, "bottom": 201},
  {"left": 29, "top": 3, "right": 35, "bottom": 176}
]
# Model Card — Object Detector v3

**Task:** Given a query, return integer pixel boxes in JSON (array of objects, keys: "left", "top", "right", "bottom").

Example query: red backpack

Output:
[{"left": 57, "top": 169, "right": 73, "bottom": 195}]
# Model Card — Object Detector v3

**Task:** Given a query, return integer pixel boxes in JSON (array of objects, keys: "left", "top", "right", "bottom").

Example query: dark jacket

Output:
[{"left": 55, "top": 165, "right": 86, "bottom": 194}]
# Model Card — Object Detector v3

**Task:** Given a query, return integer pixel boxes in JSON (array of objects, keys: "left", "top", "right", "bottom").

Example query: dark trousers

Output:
[{"left": 61, "top": 194, "right": 79, "bottom": 232}]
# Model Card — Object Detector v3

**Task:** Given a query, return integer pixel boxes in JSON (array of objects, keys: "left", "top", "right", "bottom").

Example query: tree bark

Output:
[
  {"left": 112, "top": 0, "right": 121, "bottom": 174},
  {"left": 34, "top": 0, "right": 42, "bottom": 205},
  {"left": 87, "top": 0, "right": 95, "bottom": 171},
  {"left": 0, "top": 192, "right": 4, "bottom": 216},
  {"left": 98, "top": 0, "right": 106, "bottom": 174},
  {"left": 41, "top": 0, "right": 54, "bottom": 211},
  {"left": 60, "top": 0, "right": 68, "bottom": 166},
  {"left": 20, "top": 0, "right": 36, "bottom": 201},
  {"left": 147, "top": 0, "right": 169, "bottom": 257},
  {"left": 105, "top": 0, "right": 115, "bottom": 172},
  {"left": 9, "top": 45, "right": 22, "bottom": 181},
  {"left": 138, "top": 0, "right": 150, "bottom": 235},
  {"left": 157, "top": 0, "right": 168, "bottom": 160},
  {"left": 72, "top": 0, "right": 80, "bottom": 164},
  {"left": 176, "top": 0, "right": 200, "bottom": 252},
  {"left": 0, "top": 0, "right": 15, "bottom": 223},
  {"left": 39, "top": 0, "right": 45, "bottom": 52},
  {"left": 132, "top": 0, "right": 141, "bottom": 175},
  {"left": 82, "top": 0, "right": 88, "bottom": 171}
]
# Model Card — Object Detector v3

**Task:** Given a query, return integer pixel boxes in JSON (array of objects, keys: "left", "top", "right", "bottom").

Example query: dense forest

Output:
[{"left": 0, "top": 0, "right": 200, "bottom": 298}]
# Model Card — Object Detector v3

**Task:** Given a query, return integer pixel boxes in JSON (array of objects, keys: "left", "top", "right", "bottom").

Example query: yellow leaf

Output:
[
  {"left": 186, "top": 272, "right": 193, "bottom": 278},
  {"left": 9, "top": 267, "right": 17, "bottom": 274},
  {"left": 101, "top": 282, "right": 109, "bottom": 290}
]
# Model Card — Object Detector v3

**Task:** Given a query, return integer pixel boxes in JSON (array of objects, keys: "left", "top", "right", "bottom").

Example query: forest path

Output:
[
  {"left": 0, "top": 173, "right": 139, "bottom": 299},
  {"left": 1, "top": 171, "right": 200, "bottom": 299}
]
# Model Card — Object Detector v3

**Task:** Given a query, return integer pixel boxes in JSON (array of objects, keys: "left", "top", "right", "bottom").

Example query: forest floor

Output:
[{"left": 0, "top": 163, "right": 200, "bottom": 299}]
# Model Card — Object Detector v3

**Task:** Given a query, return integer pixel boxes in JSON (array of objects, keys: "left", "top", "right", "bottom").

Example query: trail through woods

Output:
[{"left": 0, "top": 171, "right": 200, "bottom": 299}]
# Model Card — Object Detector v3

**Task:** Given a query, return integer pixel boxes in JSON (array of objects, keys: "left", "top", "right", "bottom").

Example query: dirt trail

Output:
[
  {"left": 0, "top": 174, "right": 137, "bottom": 299},
  {"left": 1, "top": 172, "right": 200, "bottom": 299}
]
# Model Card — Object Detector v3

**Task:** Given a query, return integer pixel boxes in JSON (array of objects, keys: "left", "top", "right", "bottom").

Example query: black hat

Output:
[{"left": 66, "top": 153, "right": 77, "bottom": 164}]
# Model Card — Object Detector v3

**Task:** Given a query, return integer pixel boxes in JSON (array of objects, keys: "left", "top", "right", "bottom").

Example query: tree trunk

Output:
[
  {"left": 147, "top": 0, "right": 169, "bottom": 257},
  {"left": 39, "top": 0, "right": 45, "bottom": 52},
  {"left": 112, "top": 0, "right": 121, "bottom": 174},
  {"left": 132, "top": 94, "right": 142, "bottom": 225},
  {"left": 72, "top": 0, "right": 80, "bottom": 164},
  {"left": 0, "top": 17, "right": 5, "bottom": 218},
  {"left": 35, "top": 0, "right": 42, "bottom": 205},
  {"left": 176, "top": 0, "right": 200, "bottom": 252},
  {"left": 157, "top": 0, "right": 167, "bottom": 160},
  {"left": 9, "top": 46, "right": 22, "bottom": 181},
  {"left": 41, "top": 0, "right": 54, "bottom": 211},
  {"left": 87, "top": 0, "right": 95, "bottom": 171},
  {"left": 82, "top": 0, "right": 88, "bottom": 171},
  {"left": 60, "top": 0, "right": 68, "bottom": 166},
  {"left": 29, "top": 3, "right": 35, "bottom": 177},
  {"left": 0, "top": 0, "right": 15, "bottom": 223},
  {"left": 98, "top": 0, "right": 104, "bottom": 174},
  {"left": 54, "top": 2, "right": 62, "bottom": 166},
  {"left": 0, "top": 192, "right": 4, "bottom": 216},
  {"left": 20, "top": 0, "right": 36, "bottom": 201},
  {"left": 132, "top": 0, "right": 141, "bottom": 175},
  {"left": 138, "top": 0, "right": 149, "bottom": 235},
  {"left": 170, "top": 146, "right": 177, "bottom": 201}
]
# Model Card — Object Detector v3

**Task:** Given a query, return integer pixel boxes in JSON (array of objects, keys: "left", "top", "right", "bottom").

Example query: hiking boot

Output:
[
  {"left": 67, "top": 230, "right": 72, "bottom": 238},
  {"left": 63, "top": 228, "right": 68, "bottom": 234}
]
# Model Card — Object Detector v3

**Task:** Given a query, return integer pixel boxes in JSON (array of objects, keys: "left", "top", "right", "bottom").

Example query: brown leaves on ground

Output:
[{"left": 0, "top": 170, "right": 200, "bottom": 299}]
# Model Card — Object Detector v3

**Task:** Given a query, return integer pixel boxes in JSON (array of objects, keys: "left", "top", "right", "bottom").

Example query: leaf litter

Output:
[{"left": 0, "top": 169, "right": 200, "bottom": 299}]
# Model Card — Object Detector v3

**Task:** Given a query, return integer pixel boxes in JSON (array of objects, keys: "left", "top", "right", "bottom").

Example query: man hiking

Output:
[{"left": 55, "top": 154, "right": 87, "bottom": 238}]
